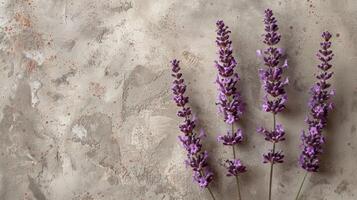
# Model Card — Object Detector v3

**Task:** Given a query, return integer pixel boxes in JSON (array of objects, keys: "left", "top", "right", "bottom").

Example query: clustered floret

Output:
[{"left": 225, "top": 159, "right": 247, "bottom": 176}]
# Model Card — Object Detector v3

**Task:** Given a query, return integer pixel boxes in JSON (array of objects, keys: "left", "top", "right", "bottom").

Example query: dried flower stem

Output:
[
  {"left": 232, "top": 124, "right": 236, "bottom": 158},
  {"left": 268, "top": 144, "right": 275, "bottom": 200},
  {"left": 268, "top": 114, "right": 276, "bottom": 200},
  {"left": 236, "top": 176, "right": 242, "bottom": 200},
  {"left": 207, "top": 187, "right": 216, "bottom": 200},
  {"left": 232, "top": 124, "right": 242, "bottom": 200},
  {"left": 294, "top": 172, "right": 308, "bottom": 200}
]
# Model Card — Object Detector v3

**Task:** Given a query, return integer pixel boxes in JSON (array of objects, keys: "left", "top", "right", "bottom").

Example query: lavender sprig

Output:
[
  {"left": 170, "top": 59, "right": 216, "bottom": 199},
  {"left": 215, "top": 20, "right": 246, "bottom": 200},
  {"left": 257, "top": 9, "right": 288, "bottom": 200},
  {"left": 299, "top": 31, "right": 334, "bottom": 172},
  {"left": 295, "top": 32, "right": 334, "bottom": 200}
]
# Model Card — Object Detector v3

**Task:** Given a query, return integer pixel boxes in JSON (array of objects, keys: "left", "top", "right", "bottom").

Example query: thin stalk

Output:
[
  {"left": 268, "top": 114, "right": 276, "bottom": 200},
  {"left": 232, "top": 124, "right": 242, "bottom": 200},
  {"left": 232, "top": 123, "right": 237, "bottom": 159},
  {"left": 294, "top": 171, "right": 308, "bottom": 200},
  {"left": 207, "top": 187, "right": 216, "bottom": 200},
  {"left": 268, "top": 142, "right": 275, "bottom": 200},
  {"left": 232, "top": 142, "right": 237, "bottom": 159},
  {"left": 236, "top": 176, "right": 242, "bottom": 200}
]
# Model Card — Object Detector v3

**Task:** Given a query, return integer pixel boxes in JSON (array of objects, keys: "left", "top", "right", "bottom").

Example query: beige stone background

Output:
[{"left": 0, "top": 0, "right": 356, "bottom": 200}]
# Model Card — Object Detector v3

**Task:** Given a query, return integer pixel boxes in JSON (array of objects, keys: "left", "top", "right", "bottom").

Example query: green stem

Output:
[
  {"left": 207, "top": 187, "right": 216, "bottom": 200},
  {"left": 294, "top": 171, "right": 308, "bottom": 200},
  {"left": 232, "top": 124, "right": 242, "bottom": 200},
  {"left": 268, "top": 114, "right": 276, "bottom": 200}
]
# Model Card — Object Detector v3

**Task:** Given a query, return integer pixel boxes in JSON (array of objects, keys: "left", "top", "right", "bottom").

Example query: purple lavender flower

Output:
[
  {"left": 179, "top": 119, "right": 196, "bottom": 134},
  {"left": 194, "top": 169, "right": 214, "bottom": 188},
  {"left": 257, "top": 9, "right": 288, "bottom": 165},
  {"left": 299, "top": 31, "right": 335, "bottom": 172},
  {"left": 226, "top": 159, "right": 247, "bottom": 176},
  {"left": 215, "top": 19, "right": 246, "bottom": 171},
  {"left": 215, "top": 20, "right": 245, "bottom": 125},
  {"left": 170, "top": 59, "right": 214, "bottom": 188},
  {"left": 179, "top": 134, "right": 202, "bottom": 154},
  {"left": 257, "top": 9, "right": 288, "bottom": 200},
  {"left": 257, "top": 124, "right": 285, "bottom": 143},
  {"left": 263, "top": 150, "right": 284, "bottom": 164},
  {"left": 214, "top": 19, "right": 246, "bottom": 199},
  {"left": 217, "top": 128, "right": 243, "bottom": 145},
  {"left": 258, "top": 9, "right": 289, "bottom": 116},
  {"left": 186, "top": 151, "right": 210, "bottom": 171}
]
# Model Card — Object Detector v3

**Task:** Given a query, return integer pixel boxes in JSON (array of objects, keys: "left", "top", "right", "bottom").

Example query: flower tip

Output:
[
  {"left": 328, "top": 102, "right": 335, "bottom": 110},
  {"left": 275, "top": 123, "right": 282, "bottom": 129},
  {"left": 277, "top": 48, "right": 285, "bottom": 56},
  {"left": 330, "top": 89, "right": 336, "bottom": 96},
  {"left": 216, "top": 19, "right": 223, "bottom": 24},
  {"left": 283, "top": 59, "right": 288, "bottom": 68},
  {"left": 199, "top": 128, "right": 207, "bottom": 138},
  {"left": 284, "top": 77, "right": 289, "bottom": 85},
  {"left": 256, "top": 49, "right": 262, "bottom": 57},
  {"left": 322, "top": 31, "right": 332, "bottom": 41},
  {"left": 192, "top": 114, "right": 197, "bottom": 122},
  {"left": 216, "top": 20, "right": 225, "bottom": 28},
  {"left": 265, "top": 8, "right": 273, "bottom": 13},
  {"left": 256, "top": 127, "right": 264, "bottom": 133},
  {"left": 171, "top": 59, "right": 179, "bottom": 64}
]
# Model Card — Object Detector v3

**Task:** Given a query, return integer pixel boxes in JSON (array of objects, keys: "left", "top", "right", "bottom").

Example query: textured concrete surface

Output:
[{"left": 0, "top": 0, "right": 356, "bottom": 200}]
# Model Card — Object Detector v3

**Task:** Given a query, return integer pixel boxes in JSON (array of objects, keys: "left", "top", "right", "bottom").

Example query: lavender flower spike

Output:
[
  {"left": 215, "top": 20, "right": 245, "bottom": 124},
  {"left": 170, "top": 59, "right": 215, "bottom": 191},
  {"left": 215, "top": 20, "right": 246, "bottom": 200},
  {"left": 299, "top": 31, "right": 335, "bottom": 172},
  {"left": 257, "top": 9, "right": 288, "bottom": 200},
  {"left": 295, "top": 32, "right": 335, "bottom": 200},
  {"left": 258, "top": 8, "right": 288, "bottom": 164}
]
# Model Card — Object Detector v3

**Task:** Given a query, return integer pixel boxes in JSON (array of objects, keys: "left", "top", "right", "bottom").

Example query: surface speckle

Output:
[{"left": 335, "top": 180, "right": 349, "bottom": 194}]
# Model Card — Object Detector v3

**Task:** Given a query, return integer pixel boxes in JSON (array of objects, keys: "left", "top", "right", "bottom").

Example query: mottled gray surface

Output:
[{"left": 0, "top": 0, "right": 356, "bottom": 200}]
